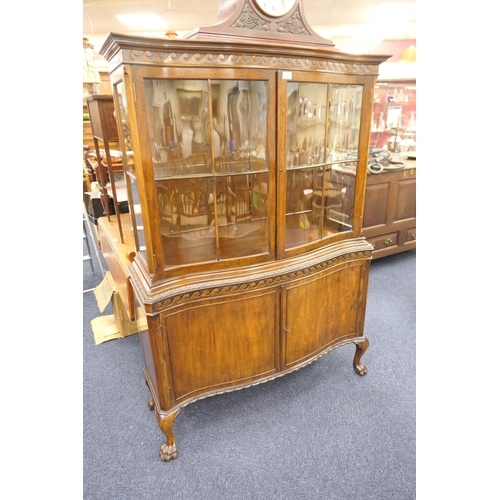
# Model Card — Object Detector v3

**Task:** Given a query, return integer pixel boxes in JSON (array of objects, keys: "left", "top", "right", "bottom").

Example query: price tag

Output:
[{"left": 282, "top": 71, "right": 293, "bottom": 80}]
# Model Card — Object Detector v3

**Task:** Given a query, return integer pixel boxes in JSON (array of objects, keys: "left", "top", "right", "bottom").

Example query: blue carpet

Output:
[{"left": 83, "top": 236, "right": 416, "bottom": 500}]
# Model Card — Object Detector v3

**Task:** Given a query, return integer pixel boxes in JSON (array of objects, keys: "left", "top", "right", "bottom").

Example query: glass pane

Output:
[
  {"left": 159, "top": 177, "right": 217, "bottom": 266},
  {"left": 211, "top": 80, "right": 268, "bottom": 174},
  {"left": 285, "top": 82, "right": 327, "bottom": 249},
  {"left": 218, "top": 173, "right": 269, "bottom": 259},
  {"left": 115, "top": 81, "right": 135, "bottom": 175},
  {"left": 128, "top": 175, "right": 146, "bottom": 253},
  {"left": 284, "top": 82, "right": 363, "bottom": 250},
  {"left": 312, "top": 165, "right": 352, "bottom": 232},
  {"left": 327, "top": 84, "right": 363, "bottom": 161},
  {"left": 285, "top": 167, "right": 319, "bottom": 248},
  {"left": 325, "top": 84, "right": 363, "bottom": 232},
  {"left": 146, "top": 77, "right": 270, "bottom": 267},
  {"left": 286, "top": 82, "right": 328, "bottom": 168},
  {"left": 144, "top": 79, "right": 212, "bottom": 178},
  {"left": 115, "top": 81, "right": 146, "bottom": 255}
]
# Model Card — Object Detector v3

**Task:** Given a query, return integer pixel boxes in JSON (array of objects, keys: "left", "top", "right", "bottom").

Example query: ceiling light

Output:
[{"left": 116, "top": 13, "right": 168, "bottom": 30}]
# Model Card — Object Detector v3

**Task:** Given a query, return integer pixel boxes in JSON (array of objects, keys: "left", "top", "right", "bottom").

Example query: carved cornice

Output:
[
  {"left": 129, "top": 243, "right": 372, "bottom": 313},
  {"left": 100, "top": 33, "right": 390, "bottom": 75},
  {"left": 127, "top": 49, "right": 377, "bottom": 75}
]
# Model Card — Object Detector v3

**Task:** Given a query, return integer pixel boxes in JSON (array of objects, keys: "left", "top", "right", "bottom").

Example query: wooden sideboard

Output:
[{"left": 362, "top": 155, "right": 416, "bottom": 259}]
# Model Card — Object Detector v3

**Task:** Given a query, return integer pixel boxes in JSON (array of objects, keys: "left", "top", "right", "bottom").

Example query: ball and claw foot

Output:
[
  {"left": 354, "top": 362, "right": 368, "bottom": 376},
  {"left": 159, "top": 443, "right": 178, "bottom": 462},
  {"left": 157, "top": 408, "right": 180, "bottom": 462},
  {"left": 353, "top": 337, "right": 369, "bottom": 376}
]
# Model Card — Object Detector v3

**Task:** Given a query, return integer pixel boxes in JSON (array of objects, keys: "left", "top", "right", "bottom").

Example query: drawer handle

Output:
[
  {"left": 384, "top": 237, "right": 393, "bottom": 246},
  {"left": 411, "top": 232, "right": 416, "bottom": 240}
]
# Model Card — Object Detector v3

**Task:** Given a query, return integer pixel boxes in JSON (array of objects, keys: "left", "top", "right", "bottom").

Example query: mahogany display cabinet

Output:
[{"left": 98, "top": 0, "right": 390, "bottom": 461}]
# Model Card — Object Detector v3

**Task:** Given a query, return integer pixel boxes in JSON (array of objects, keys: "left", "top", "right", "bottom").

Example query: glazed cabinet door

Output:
[
  {"left": 277, "top": 72, "right": 370, "bottom": 258},
  {"left": 128, "top": 67, "right": 277, "bottom": 281},
  {"left": 281, "top": 260, "right": 370, "bottom": 370}
]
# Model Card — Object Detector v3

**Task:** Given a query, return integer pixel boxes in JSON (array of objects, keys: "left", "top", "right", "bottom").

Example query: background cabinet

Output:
[{"left": 362, "top": 155, "right": 416, "bottom": 258}]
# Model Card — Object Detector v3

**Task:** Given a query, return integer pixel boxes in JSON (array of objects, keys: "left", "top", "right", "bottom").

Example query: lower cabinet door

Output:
[
  {"left": 281, "top": 261, "right": 368, "bottom": 369},
  {"left": 163, "top": 287, "right": 280, "bottom": 403}
]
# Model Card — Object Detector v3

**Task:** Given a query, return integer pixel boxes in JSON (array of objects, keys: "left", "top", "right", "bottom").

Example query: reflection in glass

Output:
[
  {"left": 143, "top": 78, "right": 270, "bottom": 266},
  {"left": 144, "top": 79, "right": 212, "bottom": 178},
  {"left": 128, "top": 176, "right": 146, "bottom": 252},
  {"left": 327, "top": 84, "right": 363, "bottom": 160},
  {"left": 157, "top": 173, "right": 269, "bottom": 265},
  {"left": 286, "top": 83, "right": 327, "bottom": 168},
  {"left": 159, "top": 177, "right": 217, "bottom": 266},
  {"left": 115, "top": 82, "right": 135, "bottom": 175},
  {"left": 115, "top": 81, "right": 146, "bottom": 256},
  {"left": 285, "top": 82, "right": 363, "bottom": 250},
  {"left": 211, "top": 80, "right": 268, "bottom": 174},
  {"left": 285, "top": 168, "right": 318, "bottom": 247},
  {"left": 218, "top": 173, "right": 269, "bottom": 259}
]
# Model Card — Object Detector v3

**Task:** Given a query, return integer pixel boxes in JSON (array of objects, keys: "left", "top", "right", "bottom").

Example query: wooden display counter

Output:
[{"left": 362, "top": 155, "right": 416, "bottom": 259}]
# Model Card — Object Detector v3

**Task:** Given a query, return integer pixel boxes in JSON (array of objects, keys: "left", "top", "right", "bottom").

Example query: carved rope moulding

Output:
[
  {"left": 127, "top": 50, "right": 375, "bottom": 74},
  {"left": 148, "top": 250, "right": 371, "bottom": 312}
]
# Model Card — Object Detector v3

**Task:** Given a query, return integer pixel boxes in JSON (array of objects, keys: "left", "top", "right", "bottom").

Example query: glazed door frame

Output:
[
  {"left": 276, "top": 70, "right": 376, "bottom": 259},
  {"left": 128, "top": 65, "right": 278, "bottom": 282}
]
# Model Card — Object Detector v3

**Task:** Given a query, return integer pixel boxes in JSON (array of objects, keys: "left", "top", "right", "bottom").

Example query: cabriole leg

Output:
[
  {"left": 157, "top": 408, "right": 180, "bottom": 462},
  {"left": 353, "top": 337, "right": 369, "bottom": 376}
]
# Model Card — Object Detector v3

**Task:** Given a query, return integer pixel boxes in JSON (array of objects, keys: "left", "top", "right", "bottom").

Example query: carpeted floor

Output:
[{"left": 83, "top": 227, "right": 416, "bottom": 500}]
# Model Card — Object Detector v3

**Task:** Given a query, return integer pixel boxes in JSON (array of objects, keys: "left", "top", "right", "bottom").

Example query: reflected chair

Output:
[{"left": 173, "top": 179, "right": 210, "bottom": 229}]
